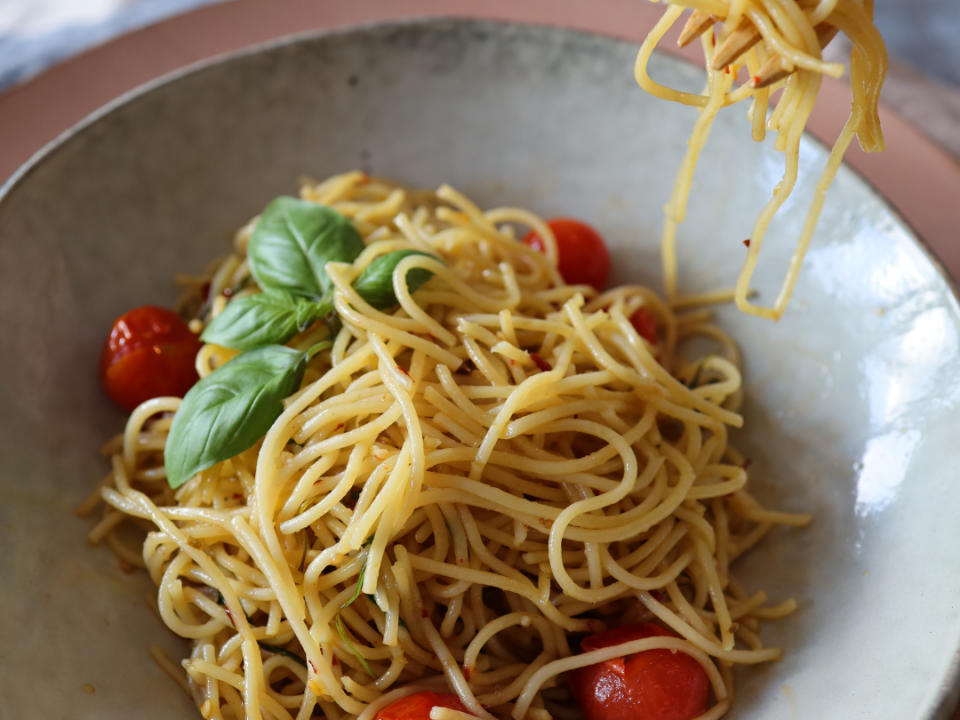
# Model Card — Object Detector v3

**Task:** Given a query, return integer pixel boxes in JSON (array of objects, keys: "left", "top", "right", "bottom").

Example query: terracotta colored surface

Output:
[{"left": 1, "top": 0, "right": 958, "bottom": 280}]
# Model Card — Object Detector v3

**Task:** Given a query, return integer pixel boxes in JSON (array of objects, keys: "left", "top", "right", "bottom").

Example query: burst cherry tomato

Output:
[
  {"left": 524, "top": 218, "right": 611, "bottom": 291},
  {"left": 630, "top": 307, "right": 659, "bottom": 346},
  {"left": 567, "top": 623, "right": 709, "bottom": 720},
  {"left": 100, "top": 305, "right": 203, "bottom": 412},
  {"left": 375, "top": 691, "right": 472, "bottom": 720}
]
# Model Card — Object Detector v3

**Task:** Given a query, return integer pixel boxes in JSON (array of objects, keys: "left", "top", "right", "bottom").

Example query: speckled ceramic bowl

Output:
[{"left": 1, "top": 18, "right": 959, "bottom": 720}]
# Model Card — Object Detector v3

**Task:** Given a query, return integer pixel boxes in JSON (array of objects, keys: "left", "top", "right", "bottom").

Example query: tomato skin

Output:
[
  {"left": 374, "top": 691, "right": 472, "bottom": 720},
  {"left": 523, "top": 218, "right": 611, "bottom": 291},
  {"left": 100, "top": 305, "right": 203, "bottom": 412},
  {"left": 567, "top": 623, "right": 709, "bottom": 720},
  {"left": 630, "top": 307, "right": 659, "bottom": 346}
]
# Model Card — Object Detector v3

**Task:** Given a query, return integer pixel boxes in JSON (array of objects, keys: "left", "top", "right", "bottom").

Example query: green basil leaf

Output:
[
  {"left": 296, "top": 296, "right": 332, "bottom": 332},
  {"left": 248, "top": 197, "right": 364, "bottom": 299},
  {"left": 351, "top": 250, "right": 440, "bottom": 310},
  {"left": 164, "top": 346, "right": 308, "bottom": 488},
  {"left": 201, "top": 292, "right": 329, "bottom": 351}
]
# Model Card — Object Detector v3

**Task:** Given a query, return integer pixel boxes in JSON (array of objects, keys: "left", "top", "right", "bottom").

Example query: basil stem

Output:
[
  {"left": 336, "top": 559, "right": 376, "bottom": 678},
  {"left": 164, "top": 346, "right": 309, "bottom": 488},
  {"left": 258, "top": 643, "right": 308, "bottom": 668},
  {"left": 201, "top": 291, "right": 332, "bottom": 351},
  {"left": 352, "top": 250, "right": 440, "bottom": 310},
  {"left": 248, "top": 197, "right": 364, "bottom": 300}
]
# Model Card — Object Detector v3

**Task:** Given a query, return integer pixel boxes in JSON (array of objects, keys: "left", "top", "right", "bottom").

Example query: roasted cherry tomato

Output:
[
  {"left": 630, "top": 307, "right": 659, "bottom": 346},
  {"left": 100, "top": 305, "right": 203, "bottom": 412},
  {"left": 524, "top": 218, "right": 611, "bottom": 291},
  {"left": 374, "top": 691, "right": 472, "bottom": 720},
  {"left": 567, "top": 623, "right": 709, "bottom": 720}
]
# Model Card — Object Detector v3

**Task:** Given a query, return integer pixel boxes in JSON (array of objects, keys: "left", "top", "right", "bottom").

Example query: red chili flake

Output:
[
  {"left": 331, "top": 656, "right": 339, "bottom": 666},
  {"left": 232, "top": 493, "right": 243, "bottom": 499},
  {"left": 509, "top": 358, "right": 515, "bottom": 366},
  {"left": 397, "top": 366, "right": 410, "bottom": 377},
  {"left": 458, "top": 558, "right": 464, "bottom": 565},
  {"left": 650, "top": 590, "right": 664, "bottom": 603},
  {"left": 751, "top": 75, "right": 761, "bottom": 86},
  {"left": 309, "top": 660, "right": 318, "bottom": 674},
  {"left": 200, "top": 281, "right": 211, "bottom": 301},
  {"left": 223, "top": 287, "right": 233, "bottom": 298},
  {"left": 463, "top": 665, "right": 472, "bottom": 681},
  {"left": 422, "top": 609, "right": 430, "bottom": 618},
  {"left": 743, "top": 458, "right": 753, "bottom": 470},
  {"left": 224, "top": 607, "right": 236, "bottom": 628},
  {"left": 743, "top": 239, "right": 751, "bottom": 248},
  {"left": 725, "top": 66, "right": 731, "bottom": 74},
  {"left": 336, "top": 423, "right": 345, "bottom": 430},
  {"left": 530, "top": 353, "right": 552, "bottom": 372},
  {"left": 118, "top": 560, "right": 135, "bottom": 574}
]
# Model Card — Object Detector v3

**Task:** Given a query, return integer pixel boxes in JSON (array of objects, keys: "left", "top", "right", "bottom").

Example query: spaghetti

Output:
[
  {"left": 82, "top": 173, "right": 811, "bottom": 720},
  {"left": 637, "top": 0, "right": 888, "bottom": 319}
]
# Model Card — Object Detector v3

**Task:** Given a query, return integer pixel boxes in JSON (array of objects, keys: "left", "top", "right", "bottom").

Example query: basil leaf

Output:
[
  {"left": 352, "top": 250, "right": 440, "bottom": 310},
  {"left": 201, "top": 292, "right": 330, "bottom": 351},
  {"left": 248, "top": 197, "right": 364, "bottom": 299},
  {"left": 164, "top": 346, "right": 308, "bottom": 488},
  {"left": 296, "top": 297, "right": 332, "bottom": 332}
]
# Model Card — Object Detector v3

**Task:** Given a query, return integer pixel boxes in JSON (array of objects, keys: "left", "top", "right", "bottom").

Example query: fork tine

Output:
[
  {"left": 750, "top": 24, "right": 841, "bottom": 88},
  {"left": 711, "top": 19, "right": 762, "bottom": 70},
  {"left": 678, "top": 10, "right": 716, "bottom": 48}
]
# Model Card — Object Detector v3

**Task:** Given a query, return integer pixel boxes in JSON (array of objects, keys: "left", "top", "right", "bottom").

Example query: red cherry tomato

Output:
[
  {"left": 523, "top": 218, "right": 611, "bottom": 291},
  {"left": 100, "top": 305, "right": 203, "bottom": 412},
  {"left": 567, "top": 623, "right": 709, "bottom": 720},
  {"left": 630, "top": 307, "right": 659, "bottom": 346},
  {"left": 374, "top": 691, "right": 472, "bottom": 720}
]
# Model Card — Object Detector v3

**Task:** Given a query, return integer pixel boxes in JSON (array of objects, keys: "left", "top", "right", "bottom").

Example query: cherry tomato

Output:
[
  {"left": 567, "top": 623, "right": 709, "bottom": 720},
  {"left": 100, "top": 305, "right": 203, "bottom": 412},
  {"left": 630, "top": 307, "right": 659, "bottom": 346},
  {"left": 523, "top": 218, "right": 611, "bottom": 291},
  {"left": 374, "top": 691, "right": 472, "bottom": 720}
]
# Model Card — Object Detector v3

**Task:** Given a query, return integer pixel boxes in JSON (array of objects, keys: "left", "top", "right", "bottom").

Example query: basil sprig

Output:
[
  {"left": 201, "top": 291, "right": 332, "bottom": 351},
  {"left": 164, "top": 197, "right": 444, "bottom": 489}
]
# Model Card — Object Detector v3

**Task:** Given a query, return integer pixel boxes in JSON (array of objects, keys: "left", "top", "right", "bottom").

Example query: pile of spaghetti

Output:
[
  {"left": 638, "top": 0, "right": 887, "bottom": 319},
  {"left": 82, "top": 173, "right": 811, "bottom": 720}
]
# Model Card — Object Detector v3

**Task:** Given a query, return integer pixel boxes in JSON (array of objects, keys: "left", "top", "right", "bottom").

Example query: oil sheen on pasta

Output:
[
  {"left": 82, "top": 173, "right": 811, "bottom": 720},
  {"left": 638, "top": 0, "right": 888, "bottom": 320}
]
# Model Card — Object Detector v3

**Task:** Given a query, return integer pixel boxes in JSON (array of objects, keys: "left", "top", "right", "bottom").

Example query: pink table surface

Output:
[
  {"left": 1, "top": 0, "right": 959, "bottom": 283},
  {"left": 1, "top": 1, "right": 959, "bottom": 718}
]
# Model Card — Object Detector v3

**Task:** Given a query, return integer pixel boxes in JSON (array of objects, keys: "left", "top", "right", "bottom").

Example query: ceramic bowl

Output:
[{"left": 1, "top": 17, "right": 959, "bottom": 720}]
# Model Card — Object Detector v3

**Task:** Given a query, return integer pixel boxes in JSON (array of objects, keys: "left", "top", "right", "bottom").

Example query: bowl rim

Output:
[{"left": 1, "top": 15, "right": 958, "bottom": 719}]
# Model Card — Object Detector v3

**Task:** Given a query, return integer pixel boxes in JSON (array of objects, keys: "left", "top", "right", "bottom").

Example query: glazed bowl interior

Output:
[{"left": 1, "top": 18, "right": 960, "bottom": 720}]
